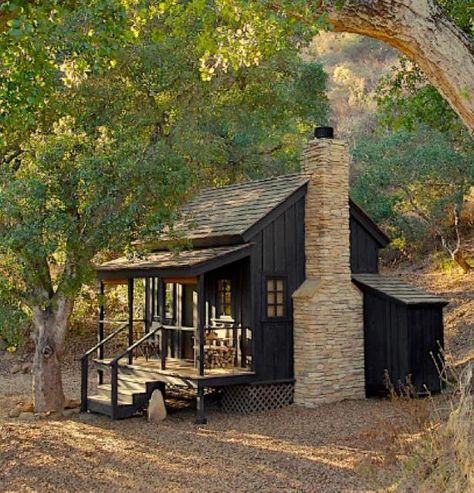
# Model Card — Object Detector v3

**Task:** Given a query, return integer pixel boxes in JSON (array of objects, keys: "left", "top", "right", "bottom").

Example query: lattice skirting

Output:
[{"left": 222, "top": 382, "right": 294, "bottom": 414}]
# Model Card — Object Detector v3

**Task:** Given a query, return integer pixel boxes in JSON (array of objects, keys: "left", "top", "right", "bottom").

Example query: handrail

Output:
[
  {"left": 108, "top": 323, "right": 164, "bottom": 419},
  {"left": 98, "top": 319, "right": 145, "bottom": 325},
  {"left": 82, "top": 322, "right": 129, "bottom": 359},
  {"left": 110, "top": 324, "right": 163, "bottom": 366},
  {"left": 80, "top": 322, "right": 128, "bottom": 413}
]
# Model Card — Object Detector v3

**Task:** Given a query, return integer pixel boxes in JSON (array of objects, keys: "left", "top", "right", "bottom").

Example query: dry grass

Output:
[{"left": 389, "top": 363, "right": 474, "bottom": 493}]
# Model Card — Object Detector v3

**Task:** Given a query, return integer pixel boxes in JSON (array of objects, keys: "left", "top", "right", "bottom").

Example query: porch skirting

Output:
[{"left": 222, "top": 382, "right": 294, "bottom": 414}]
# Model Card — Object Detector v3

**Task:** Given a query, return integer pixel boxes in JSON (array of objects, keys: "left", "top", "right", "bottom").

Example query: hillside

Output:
[{"left": 306, "top": 32, "right": 398, "bottom": 143}]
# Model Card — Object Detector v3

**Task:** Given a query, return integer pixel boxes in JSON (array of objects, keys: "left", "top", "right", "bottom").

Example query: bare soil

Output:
[
  {"left": 0, "top": 267, "right": 471, "bottom": 493},
  {"left": 0, "top": 342, "right": 417, "bottom": 493}
]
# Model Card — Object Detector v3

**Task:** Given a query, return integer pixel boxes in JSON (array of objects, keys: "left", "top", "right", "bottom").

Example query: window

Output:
[
  {"left": 217, "top": 279, "right": 232, "bottom": 317},
  {"left": 164, "top": 283, "right": 175, "bottom": 321},
  {"left": 266, "top": 278, "right": 286, "bottom": 318}
]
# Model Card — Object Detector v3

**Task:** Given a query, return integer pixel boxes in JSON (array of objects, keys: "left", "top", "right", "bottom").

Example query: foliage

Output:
[
  {"left": 351, "top": 127, "right": 474, "bottom": 266},
  {"left": 375, "top": 1, "right": 473, "bottom": 148},
  {"left": 0, "top": 269, "right": 29, "bottom": 351},
  {"left": 0, "top": 1, "right": 328, "bottom": 330}
]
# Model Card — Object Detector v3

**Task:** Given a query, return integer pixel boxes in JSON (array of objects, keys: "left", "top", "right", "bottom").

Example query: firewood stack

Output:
[{"left": 204, "top": 331, "right": 235, "bottom": 369}]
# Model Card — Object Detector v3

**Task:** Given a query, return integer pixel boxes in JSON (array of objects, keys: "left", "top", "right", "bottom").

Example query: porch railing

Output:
[
  {"left": 108, "top": 323, "right": 163, "bottom": 419},
  {"left": 80, "top": 322, "right": 128, "bottom": 412}
]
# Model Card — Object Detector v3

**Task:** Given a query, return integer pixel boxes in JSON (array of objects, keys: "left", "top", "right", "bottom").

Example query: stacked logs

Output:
[{"left": 204, "top": 331, "right": 235, "bottom": 369}]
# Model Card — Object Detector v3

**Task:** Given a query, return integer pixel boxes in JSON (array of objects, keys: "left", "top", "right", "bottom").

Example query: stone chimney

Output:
[{"left": 292, "top": 127, "right": 365, "bottom": 407}]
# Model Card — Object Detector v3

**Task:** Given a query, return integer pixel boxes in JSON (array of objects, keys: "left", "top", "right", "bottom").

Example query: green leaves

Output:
[
  {"left": 352, "top": 127, "right": 474, "bottom": 257},
  {"left": 0, "top": 0, "right": 328, "bottom": 311}
]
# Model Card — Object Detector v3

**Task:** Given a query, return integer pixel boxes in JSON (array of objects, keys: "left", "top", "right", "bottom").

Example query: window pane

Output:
[
  {"left": 267, "top": 305, "right": 275, "bottom": 317},
  {"left": 276, "top": 305, "right": 284, "bottom": 317},
  {"left": 276, "top": 280, "right": 284, "bottom": 291},
  {"left": 276, "top": 292, "right": 284, "bottom": 304},
  {"left": 267, "top": 293, "right": 275, "bottom": 304}
]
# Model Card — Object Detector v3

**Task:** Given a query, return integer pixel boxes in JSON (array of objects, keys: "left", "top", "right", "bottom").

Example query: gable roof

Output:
[
  {"left": 153, "top": 172, "right": 389, "bottom": 249},
  {"left": 158, "top": 173, "right": 308, "bottom": 247},
  {"left": 352, "top": 274, "right": 448, "bottom": 306}
]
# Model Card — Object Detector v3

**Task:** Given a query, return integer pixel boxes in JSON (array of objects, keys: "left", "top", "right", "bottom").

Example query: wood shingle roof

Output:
[
  {"left": 352, "top": 274, "right": 448, "bottom": 306},
  {"left": 163, "top": 173, "right": 308, "bottom": 244}
]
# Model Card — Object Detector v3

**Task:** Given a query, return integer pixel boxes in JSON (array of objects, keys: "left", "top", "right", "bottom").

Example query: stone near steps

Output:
[
  {"left": 62, "top": 407, "right": 80, "bottom": 418},
  {"left": 8, "top": 407, "right": 21, "bottom": 418},
  {"left": 148, "top": 389, "right": 167, "bottom": 422},
  {"left": 64, "top": 398, "right": 81, "bottom": 409},
  {"left": 18, "top": 412, "right": 35, "bottom": 421}
]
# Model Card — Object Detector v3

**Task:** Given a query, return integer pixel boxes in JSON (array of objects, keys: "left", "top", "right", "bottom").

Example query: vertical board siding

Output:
[
  {"left": 249, "top": 195, "right": 305, "bottom": 382},
  {"left": 363, "top": 290, "right": 443, "bottom": 396},
  {"left": 350, "top": 216, "right": 380, "bottom": 273}
]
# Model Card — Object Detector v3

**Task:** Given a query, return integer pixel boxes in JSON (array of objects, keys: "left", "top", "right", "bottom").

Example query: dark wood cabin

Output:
[{"left": 81, "top": 173, "right": 446, "bottom": 422}]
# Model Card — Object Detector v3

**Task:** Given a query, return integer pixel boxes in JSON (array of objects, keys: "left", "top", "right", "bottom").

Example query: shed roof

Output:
[
  {"left": 97, "top": 244, "right": 253, "bottom": 280},
  {"left": 352, "top": 274, "right": 448, "bottom": 306}
]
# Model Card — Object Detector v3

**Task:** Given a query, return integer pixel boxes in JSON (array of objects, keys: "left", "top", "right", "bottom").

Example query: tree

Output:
[
  {"left": 352, "top": 127, "right": 474, "bottom": 272},
  {"left": 0, "top": 1, "right": 328, "bottom": 412},
  {"left": 319, "top": 0, "right": 474, "bottom": 135}
]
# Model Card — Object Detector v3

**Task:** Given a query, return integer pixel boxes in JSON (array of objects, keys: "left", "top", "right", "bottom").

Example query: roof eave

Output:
[{"left": 96, "top": 243, "right": 255, "bottom": 281}]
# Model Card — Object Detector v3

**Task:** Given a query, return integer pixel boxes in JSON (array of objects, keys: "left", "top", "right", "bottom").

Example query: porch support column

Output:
[
  {"left": 158, "top": 278, "right": 166, "bottom": 370},
  {"left": 97, "top": 280, "right": 105, "bottom": 385},
  {"left": 197, "top": 274, "right": 206, "bottom": 377},
  {"left": 144, "top": 278, "right": 150, "bottom": 333},
  {"left": 128, "top": 278, "right": 134, "bottom": 364}
]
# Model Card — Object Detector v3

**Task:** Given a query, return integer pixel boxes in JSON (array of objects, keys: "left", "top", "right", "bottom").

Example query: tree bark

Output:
[
  {"left": 31, "top": 297, "right": 74, "bottom": 414},
  {"left": 453, "top": 250, "right": 472, "bottom": 274},
  {"left": 321, "top": 0, "right": 474, "bottom": 135}
]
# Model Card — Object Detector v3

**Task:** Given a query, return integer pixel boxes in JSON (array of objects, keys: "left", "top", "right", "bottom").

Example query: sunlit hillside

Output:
[{"left": 306, "top": 32, "right": 398, "bottom": 143}]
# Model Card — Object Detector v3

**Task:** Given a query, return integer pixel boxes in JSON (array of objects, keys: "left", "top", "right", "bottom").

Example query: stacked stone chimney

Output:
[{"left": 292, "top": 129, "right": 365, "bottom": 407}]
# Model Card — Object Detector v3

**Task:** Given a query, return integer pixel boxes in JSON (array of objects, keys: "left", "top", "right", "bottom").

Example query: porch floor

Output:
[{"left": 95, "top": 356, "right": 255, "bottom": 388}]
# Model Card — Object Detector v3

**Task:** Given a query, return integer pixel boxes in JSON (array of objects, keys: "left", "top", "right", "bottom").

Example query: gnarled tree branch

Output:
[{"left": 321, "top": 0, "right": 474, "bottom": 134}]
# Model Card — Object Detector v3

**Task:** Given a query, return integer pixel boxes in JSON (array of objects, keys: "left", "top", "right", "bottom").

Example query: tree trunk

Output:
[
  {"left": 321, "top": 0, "right": 474, "bottom": 135},
  {"left": 453, "top": 250, "right": 472, "bottom": 274},
  {"left": 31, "top": 297, "right": 74, "bottom": 414}
]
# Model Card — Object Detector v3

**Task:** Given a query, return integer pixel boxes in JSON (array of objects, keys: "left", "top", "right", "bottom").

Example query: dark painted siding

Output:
[
  {"left": 249, "top": 195, "right": 305, "bottom": 381},
  {"left": 350, "top": 215, "right": 380, "bottom": 273},
  {"left": 362, "top": 290, "right": 443, "bottom": 396}
]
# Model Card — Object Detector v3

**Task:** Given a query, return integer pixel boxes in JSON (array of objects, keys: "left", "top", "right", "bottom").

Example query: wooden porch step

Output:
[
  {"left": 94, "top": 384, "right": 144, "bottom": 402},
  {"left": 87, "top": 396, "right": 137, "bottom": 419}
]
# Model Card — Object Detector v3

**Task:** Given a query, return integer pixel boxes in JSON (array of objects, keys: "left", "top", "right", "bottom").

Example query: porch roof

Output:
[{"left": 96, "top": 243, "right": 254, "bottom": 280}]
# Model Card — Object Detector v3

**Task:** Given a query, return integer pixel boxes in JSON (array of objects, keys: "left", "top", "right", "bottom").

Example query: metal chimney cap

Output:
[{"left": 314, "top": 126, "right": 334, "bottom": 139}]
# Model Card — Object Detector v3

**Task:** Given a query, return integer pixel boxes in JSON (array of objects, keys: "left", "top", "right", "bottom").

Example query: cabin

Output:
[{"left": 80, "top": 127, "right": 447, "bottom": 423}]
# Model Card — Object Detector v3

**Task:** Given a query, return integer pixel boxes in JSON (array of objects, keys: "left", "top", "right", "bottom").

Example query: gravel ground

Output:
[{"left": 0, "top": 359, "right": 412, "bottom": 493}]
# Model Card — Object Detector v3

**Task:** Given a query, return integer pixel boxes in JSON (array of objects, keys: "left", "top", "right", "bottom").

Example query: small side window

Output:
[
  {"left": 217, "top": 279, "right": 232, "bottom": 317},
  {"left": 266, "top": 278, "right": 286, "bottom": 318}
]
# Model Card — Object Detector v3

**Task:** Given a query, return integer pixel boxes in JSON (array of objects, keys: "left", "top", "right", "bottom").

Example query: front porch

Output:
[{"left": 81, "top": 244, "right": 257, "bottom": 423}]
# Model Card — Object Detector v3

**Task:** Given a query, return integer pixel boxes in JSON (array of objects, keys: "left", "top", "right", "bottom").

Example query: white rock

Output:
[{"left": 148, "top": 389, "right": 167, "bottom": 422}]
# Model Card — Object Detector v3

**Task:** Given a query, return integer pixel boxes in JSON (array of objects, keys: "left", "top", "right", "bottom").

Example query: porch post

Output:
[
  {"left": 197, "top": 274, "right": 206, "bottom": 377},
  {"left": 128, "top": 278, "right": 134, "bottom": 364},
  {"left": 98, "top": 280, "right": 105, "bottom": 385},
  {"left": 144, "top": 278, "right": 150, "bottom": 333},
  {"left": 195, "top": 277, "right": 207, "bottom": 423},
  {"left": 158, "top": 278, "right": 166, "bottom": 370}
]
